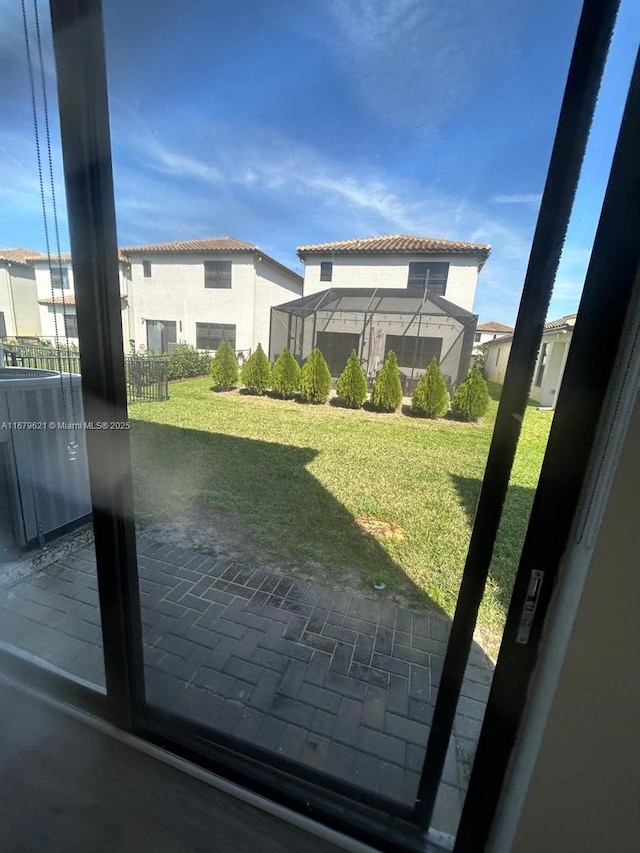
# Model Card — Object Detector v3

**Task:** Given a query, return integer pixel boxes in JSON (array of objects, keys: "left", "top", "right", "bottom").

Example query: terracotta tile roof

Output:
[
  {"left": 544, "top": 313, "right": 577, "bottom": 330},
  {"left": 2, "top": 238, "right": 302, "bottom": 282},
  {"left": 0, "top": 248, "right": 47, "bottom": 264},
  {"left": 477, "top": 321, "right": 514, "bottom": 333},
  {"left": 3, "top": 248, "right": 129, "bottom": 264},
  {"left": 483, "top": 313, "right": 577, "bottom": 347},
  {"left": 121, "top": 236, "right": 257, "bottom": 254},
  {"left": 121, "top": 236, "right": 302, "bottom": 283},
  {"left": 37, "top": 296, "right": 77, "bottom": 305},
  {"left": 297, "top": 234, "right": 491, "bottom": 261}
]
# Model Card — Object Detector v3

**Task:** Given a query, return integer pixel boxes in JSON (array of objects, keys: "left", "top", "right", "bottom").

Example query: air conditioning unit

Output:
[{"left": 0, "top": 368, "right": 91, "bottom": 549}]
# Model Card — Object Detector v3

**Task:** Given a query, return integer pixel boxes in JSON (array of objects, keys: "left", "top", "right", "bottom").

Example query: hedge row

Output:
[{"left": 210, "top": 343, "right": 489, "bottom": 421}]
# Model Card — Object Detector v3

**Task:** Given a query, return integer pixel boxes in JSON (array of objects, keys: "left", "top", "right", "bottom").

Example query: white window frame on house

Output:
[
  {"left": 64, "top": 311, "right": 78, "bottom": 338},
  {"left": 320, "top": 261, "right": 332, "bottom": 282},
  {"left": 142, "top": 260, "right": 152, "bottom": 278},
  {"left": 204, "top": 260, "right": 232, "bottom": 289},
  {"left": 406, "top": 261, "right": 449, "bottom": 296},
  {"left": 51, "top": 266, "right": 70, "bottom": 289}
]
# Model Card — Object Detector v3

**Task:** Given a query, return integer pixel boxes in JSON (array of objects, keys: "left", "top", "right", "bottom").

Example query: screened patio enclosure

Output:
[{"left": 270, "top": 288, "right": 478, "bottom": 393}]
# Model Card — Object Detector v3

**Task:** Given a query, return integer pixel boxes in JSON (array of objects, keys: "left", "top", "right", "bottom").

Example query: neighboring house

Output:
[
  {"left": 473, "top": 320, "right": 514, "bottom": 354},
  {"left": 122, "top": 237, "right": 303, "bottom": 355},
  {"left": 483, "top": 313, "right": 576, "bottom": 408},
  {"left": 297, "top": 234, "right": 491, "bottom": 313},
  {"left": 31, "top": 251, "right": 132, "bottom": 349},
  {"left": 270, "top": 287, "right": 477, "bottom": 393},
  {"left": 0, "top": 249, "right": 43, "bottom": 339}
]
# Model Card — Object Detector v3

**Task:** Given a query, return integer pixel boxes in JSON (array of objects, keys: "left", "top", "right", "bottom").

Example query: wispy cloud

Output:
[
  {"left": 320, "top": 0, "right": 520, "bottom": 131},
  {"left": 109, "top": 119, "right": 543, "bottom": 322},
  {"left": 144, "top": 139, "right": 223, "bottom": 185},
  {"left": 492, "top": 193, "right": 542, "bottom": 204}
]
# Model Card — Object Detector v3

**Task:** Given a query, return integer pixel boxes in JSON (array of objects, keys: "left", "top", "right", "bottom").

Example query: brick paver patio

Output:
[{"left": 0, "top": 537, "right": 493, "bottom": 836}]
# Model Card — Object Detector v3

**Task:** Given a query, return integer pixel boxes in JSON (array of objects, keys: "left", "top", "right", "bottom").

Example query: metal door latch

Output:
[{"left": 516, "top": 570, "right": 545, "bottom": 644}]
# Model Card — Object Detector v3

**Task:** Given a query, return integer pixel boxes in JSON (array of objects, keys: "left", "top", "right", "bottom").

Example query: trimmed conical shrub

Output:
[
  {"left": 411, "top": 357, "right": 449, "bottom": 418},
  {"left": 241, "top": 343, "right": 271, "bottom": 394},
  {"left": 371, "top": 351, "right": 403, "bottom": 412},
  {"left": 299, "top": 347, "right": 332, "bottom": 404},
  {"left": 271, "top": 348, "right": 301, "bottom": 399},
  {"left": 210, "top": 339, "right": 238, "bottom": 390},
  {"left": 336, "top": 349, "right": 367, "bottom": 408},
  {"left": 452, "top": 367, "right": 490, "bottom": 421}
]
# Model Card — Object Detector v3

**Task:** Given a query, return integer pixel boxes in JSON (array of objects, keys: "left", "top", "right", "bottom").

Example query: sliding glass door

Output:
[{"left": 1, "top": 1, "right": 636, "bottom": 851}]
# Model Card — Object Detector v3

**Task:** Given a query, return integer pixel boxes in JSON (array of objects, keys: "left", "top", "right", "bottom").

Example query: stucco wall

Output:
[
  {"left": 484, "top": 338, "right": 512, "bottom": 385},
  {"left": 129, "top": 253, "right": 301, "bottom": 353},
  {"left": 302, "top": 254, "right": 481, "bottom": 311},
  {"left": 485, "top": 331, "right": 573, "bottom": 408},
  {"left": 253, "top": 259, "right": 303, "bottom": 352},
  {"left": 0, "top": 264, "right": 41, "bottom": 337},
  {"left": 0, "top": 267, "right": 14, "bottom": 336}
]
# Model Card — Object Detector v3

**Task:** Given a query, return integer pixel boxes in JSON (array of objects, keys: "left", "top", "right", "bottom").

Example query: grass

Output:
[{"left": 129, "top": 379, "right": 553, "bottom": 646}]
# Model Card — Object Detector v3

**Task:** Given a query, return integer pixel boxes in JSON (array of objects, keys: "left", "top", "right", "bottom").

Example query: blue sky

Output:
[{"left": 1, "top": 0, "right": 638, "bottom": 323}]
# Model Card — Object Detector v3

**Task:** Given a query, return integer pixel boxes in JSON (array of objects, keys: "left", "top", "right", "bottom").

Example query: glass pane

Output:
[
  {"left": 97, "top": 0, "right": 600, "bottom": 830},
  {"left": 0, "top": 2, "right": 110, "bottom": 690},
  {"left": 434, "top": 0, "right": 640, "bottom": 837}
]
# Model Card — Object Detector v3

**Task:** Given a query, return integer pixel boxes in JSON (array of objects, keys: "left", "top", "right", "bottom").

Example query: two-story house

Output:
[
  {"left": 32, "top": 252, "right": 133, "bottom": 349},
  {"left": 297, "top": 234, "right": 490, "bottom": 310},
  {"left": 0, "top": 249, "right": 43, "bottom": 339},
  {"left": 271, "top": 234, "right": 490, "bottom": 392},
  {"left": 123, "top": 237, "right": 303, "bottom": 356}
]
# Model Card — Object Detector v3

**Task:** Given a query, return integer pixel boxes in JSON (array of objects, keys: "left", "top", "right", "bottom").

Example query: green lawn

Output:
[{"left": 129, "top": 380, "right": 552, "bottom": 647}]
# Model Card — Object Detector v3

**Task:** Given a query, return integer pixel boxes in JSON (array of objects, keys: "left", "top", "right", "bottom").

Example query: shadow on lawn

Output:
[
  {"left": 130, "top": 419, "right": 446, "bottom": 616},
  {"left": 451, "top": 474, "right": 537, "bottom": 617}
]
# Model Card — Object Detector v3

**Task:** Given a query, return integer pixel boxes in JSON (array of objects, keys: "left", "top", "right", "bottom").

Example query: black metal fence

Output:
[
  {"left": 0, "top": 342, "right": 82, "bottom": 374},
  {"left": 0, "top": 342, "right": 168, "bottom": 402},
  {"left": 125, "top": 356, "right": 169, "bottom": 402}
]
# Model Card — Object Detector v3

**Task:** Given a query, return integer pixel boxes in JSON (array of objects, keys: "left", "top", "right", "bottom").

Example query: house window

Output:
[
  {"left": 534, "top": 342, "right": 549, "bottom": 386},
  {"left": 320, "top": 261, "right": 333, "bottom": 282},
  {"left": 64, "top": 312, "right": 78, "bottom": 338},
  {"left": 475, "top": 332, "right": 482, "bottom": 343},
  {"left": 196, "top": 322, "right": 236, "bottom": 350},
  {"left": 204, "top": 260, "right": 232, "bottom": 289},
  {"left": 51, "top": 266, "right": 69, "bottom": 290},
  {"left": 407, "top": 262, "right": 449, "bottom": 296},
  {"left": 146, "top": 319, "right": 177, "bottom": 354},
  {"left": 385, "top": 334, "right": 443, "bottom": 369},
  {"left": 143, "top": 261, "right": 152, "bottom": 278}
]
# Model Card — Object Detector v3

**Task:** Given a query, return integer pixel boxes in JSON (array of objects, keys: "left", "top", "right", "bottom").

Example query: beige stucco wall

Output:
[
  {"left": 0, "top": 264, "right": 41, "bottom": 337},
  {"left": 129, "top": 253, "right": 301, "bottom": 353},
  {"left": 0, "top": 267, "right": 14, "bottom": 336},
  {"left": 483, "top": 338, "right": 512, "bottom": 385},
  {"left": 302, "top": 254, "right": 481, "bottom": 311},
  {"left": 483, "top": 330, "right": 573, "bottom": 408}
]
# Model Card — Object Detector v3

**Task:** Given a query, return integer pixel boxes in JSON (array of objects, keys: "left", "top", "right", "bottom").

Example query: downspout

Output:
[{"left": 253, "top": 252, "right": 260, "bottom": 354}]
